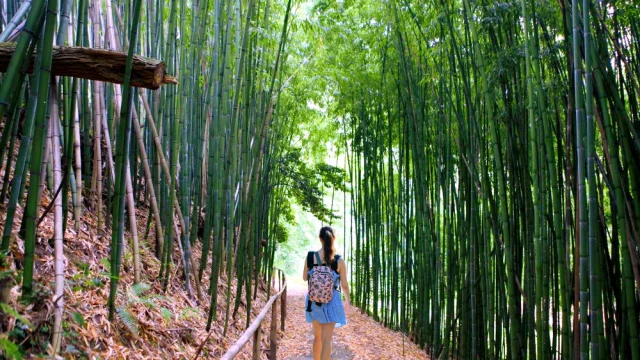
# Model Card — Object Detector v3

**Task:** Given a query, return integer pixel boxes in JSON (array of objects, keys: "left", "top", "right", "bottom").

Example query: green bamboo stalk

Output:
[
  {"left": 21, "top": 0, "right": 58, "bottom": 297},
  {"left": 0, "top": 85, "right": 24, "bottom": 203},
  {"left": 584, "top": 1, "right": 604, "bottom": 358},
  {"left": 0, "top": 0, "right": 32, "bottom": 42},
  {"left": 107, "top": 0, "right": 143, "bottom": 320},
  {"left": 0, "top": 40, "right": 43, "bottom": 253},
  {"left": 0, "top": 0, "right": 43, "bottom": 123},
  {"left": 572, "top": 0, "right": 590, "bottom": 358}
]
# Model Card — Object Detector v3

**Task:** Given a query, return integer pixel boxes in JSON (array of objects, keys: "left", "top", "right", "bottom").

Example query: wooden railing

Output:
[{"left": 220, "top": 270, "right": 288, "bottom": 360}]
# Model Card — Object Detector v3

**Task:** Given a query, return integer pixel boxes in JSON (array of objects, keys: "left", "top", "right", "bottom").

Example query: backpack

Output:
[{"left": 306, "top": 252, "right": 340, "bottom": 312}]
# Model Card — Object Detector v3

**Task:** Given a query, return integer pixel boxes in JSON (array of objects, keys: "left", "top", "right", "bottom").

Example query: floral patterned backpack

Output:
[{"left": 306, "top": 252, "right": 340, "bottom": 311}]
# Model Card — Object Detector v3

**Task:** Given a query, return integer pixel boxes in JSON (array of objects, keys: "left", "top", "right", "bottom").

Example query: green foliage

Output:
[
  {"left": 100, "top": 258, "right": 110, "bottom": 273},
  {"left": 314, "top": 163, "right": 348, "bottom": 192},
  {"left": 0, "top": 303, "right": 31, "bottom": 327},
  {"left": 130, "top": 283, "right": 151, "bottom": 298},
  {"left": 277, "top": 197, "right": 295, "bottom": 224},
  {"left": 179, "top": 307, "right": 200, "bottom": 321},
  {"left": 273, "top": 203, "right": 319, "bottom": 274},
  {"left": 0, "top": 337, "right": 22, "bottom": 360},
  {"left": 160, "top": 307, "right": 173, "bottom": 323},
  {"left": 115, "top": 307, "right": 139, "bottom": 336},
  {"left": 287, "top": 0, "right": 640, "bottom": 358},
  {"left": 113, "top": 282, "right": 174, "bottom": 336},
  {"left": 113, "top": 283, "right": 164, "bottom": 335},
  {"left": 273, "top": 222, "right": 289, "bottom": 244},
  {"left": 274, "top": 188, "right": 352, "bottom": 277},
  {"left": 69, "top": 263, "right": 104, "bottom": 292},
  {"left": 123, "top": 251, "right": 134, "bottom": 268},
  {"left": 276, "top": 148, "right": 346, "bottom": 222},
  {"left": 71, "top": 312, "right": 85, "bottom": 328}
]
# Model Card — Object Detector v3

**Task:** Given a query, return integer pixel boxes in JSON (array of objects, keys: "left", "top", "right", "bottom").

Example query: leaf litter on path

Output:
[{"left": 279, "top": 282, "right": 429, "bottom": 359}]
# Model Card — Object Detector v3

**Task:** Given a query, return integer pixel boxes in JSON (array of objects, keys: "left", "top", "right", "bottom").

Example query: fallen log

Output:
[{"left": 0, "top": 42, "right": 178, "bottom": 89}]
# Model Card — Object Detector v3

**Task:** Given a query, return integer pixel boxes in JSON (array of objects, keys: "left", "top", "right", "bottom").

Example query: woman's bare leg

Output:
[
  {"left": 320, "top": 323, "right": 336, "bottom": 360},
  {"left": 312, "top": 320, "right": 322, "bottom": 360}
]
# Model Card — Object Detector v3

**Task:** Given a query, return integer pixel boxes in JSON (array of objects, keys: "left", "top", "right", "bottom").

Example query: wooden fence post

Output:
[
  {"left": 281, "top": 274, "right": 286, "bottom": 332},
  {"left": 270, "top": 294, "right": 278, "bottom": 359},
  {"left": 218, "top": 278, "right": 286, "bottom": 360},
  {"left": 252, "top": 325, "right": 261, "bottom": 359}
]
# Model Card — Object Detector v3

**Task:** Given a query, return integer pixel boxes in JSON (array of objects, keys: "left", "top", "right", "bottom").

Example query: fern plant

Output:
[
  {"left": 179, "top": 307, "right": 201, "bottom": 321},
  {"left": 0, "top": 302, "right": 29, "bottom": 360},
  {"left": 115, "top": 307, "right": 140, "bottom": 336},
  {"left": 115, "top": 283, "right": 172, "bottom": 336},
  {"left": 160, "top": 308, "right": 173, "bottom": 323}
]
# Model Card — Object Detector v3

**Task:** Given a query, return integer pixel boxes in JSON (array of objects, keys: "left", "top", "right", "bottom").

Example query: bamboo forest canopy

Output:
[
  {"left": 0, "top": 0, "right": 342, "bottom": 356},
  {"left": 304, "top": 0, "right": 640, "bottom": 359},
  {"left": 0, "top": 0, "right": 639, "bottom": 359}
]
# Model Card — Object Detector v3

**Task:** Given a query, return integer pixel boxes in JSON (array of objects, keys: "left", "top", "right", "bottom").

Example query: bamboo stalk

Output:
[
  {"left": 107, "top": 0, "right": 142, "bottom": 320},
  {"left": 50, "top": 82, "right": 65, "bottom": 355},
  {"left": 21, "top": 0, "right": 58, "bottom": 297},
  {"left": 0, "top": 0, "right": 32, "bottom": 42},
  {"left": 139, "top": 92, "right": 187, "bottom": 232}
]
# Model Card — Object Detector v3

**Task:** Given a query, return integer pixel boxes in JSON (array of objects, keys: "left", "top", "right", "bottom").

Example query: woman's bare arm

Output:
[
  {"left": 339, "top": 258, "right": 351, "bottom": 305},
  {"left": 303, "top": 258, "right": 310, "bottom": 281}
]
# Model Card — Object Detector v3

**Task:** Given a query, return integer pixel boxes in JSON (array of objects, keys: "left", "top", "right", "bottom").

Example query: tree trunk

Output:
[{"left": 0, "top": 42, "right": 177, "bottom": 89}]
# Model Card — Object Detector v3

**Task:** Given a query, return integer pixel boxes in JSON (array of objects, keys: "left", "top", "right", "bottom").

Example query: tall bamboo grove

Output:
[
  {"left": 0, "top": 0, "right": 294, "bottom": 354},
  {"left": 335, "top": 0, "right": 640, "bottom": 359}
]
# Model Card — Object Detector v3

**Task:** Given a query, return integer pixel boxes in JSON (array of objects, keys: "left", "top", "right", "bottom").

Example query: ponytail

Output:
[{"left": 319, "top": 226, "right": 336, "bottom": 264}]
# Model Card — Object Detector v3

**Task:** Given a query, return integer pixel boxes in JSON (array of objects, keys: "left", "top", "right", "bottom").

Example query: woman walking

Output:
[{"left": 302, "top": 226, "right": 351, "bottom": 360}]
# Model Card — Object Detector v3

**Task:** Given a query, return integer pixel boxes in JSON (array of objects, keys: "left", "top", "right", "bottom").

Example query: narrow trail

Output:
[{"left": 279, "top": 283, "right": 428, "bottom": 360}]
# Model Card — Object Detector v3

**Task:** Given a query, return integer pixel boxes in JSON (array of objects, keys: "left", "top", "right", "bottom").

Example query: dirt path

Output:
[{"left": 279, "top": 283, "right": 428, "bottom": 360}]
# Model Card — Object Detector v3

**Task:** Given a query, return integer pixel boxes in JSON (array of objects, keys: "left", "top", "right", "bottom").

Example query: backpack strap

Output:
[
  {"left": 307, "top": 252, "right": 321, "bottom": 312},
  {"left": 306, "top": 251, "right": 314, "bottom": 268},
  {"left": 333, "top": 255, "right": 341, "bottom": 292},
  {"left": 332, "top": 255, "right": 341, "bottom": 273}
]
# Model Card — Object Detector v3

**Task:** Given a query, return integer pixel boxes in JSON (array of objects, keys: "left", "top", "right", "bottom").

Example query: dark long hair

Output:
[{"left": 319, "top": 226, "right": 336, "bottom": 264}]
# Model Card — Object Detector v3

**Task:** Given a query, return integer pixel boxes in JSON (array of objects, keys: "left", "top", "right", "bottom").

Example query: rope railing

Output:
[{"left": 220, "top": 270, "right": 287, "bottom": 360}]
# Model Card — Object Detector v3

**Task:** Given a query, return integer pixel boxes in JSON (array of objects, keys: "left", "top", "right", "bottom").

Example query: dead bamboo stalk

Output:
[
  {"left": 169, "top": 220, "right": 201, "bottom": 300},
  {"left": 139, "top": 91, "right": 187, "bottom": 231},
  {"left": 89, "top": 1, "right": 103, "bottom": 237},
  {"left": 72, "top": 83, "right": 82, "bottom": 232},
  {"left": 38, "top": 108, "right": 51, "bottom": 204},
  {"left": 136, "top": 92, "right": 202, "bottom": 298},
  {"left": 91, "top": 82, "right": 103, "bottom": 236},
  {"left": 125, "top": 157, "right": 141, "bottom": 283},
  {"left": 100, "top": 0, "right": 193, "bottom": 295},
  {"left": 131, "top": 108, "right": 164, "bottom": 254},
  {"left": 50, "top": 82, "right": 64, "bottom": 355},
  {"left": 100, "top": 97, "right": 116, "bottom": 183}
]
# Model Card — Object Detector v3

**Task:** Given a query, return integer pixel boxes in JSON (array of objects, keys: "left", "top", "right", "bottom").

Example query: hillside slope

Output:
[{"left": 0, "top": 173, "right": 278, "bottom": 359}]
